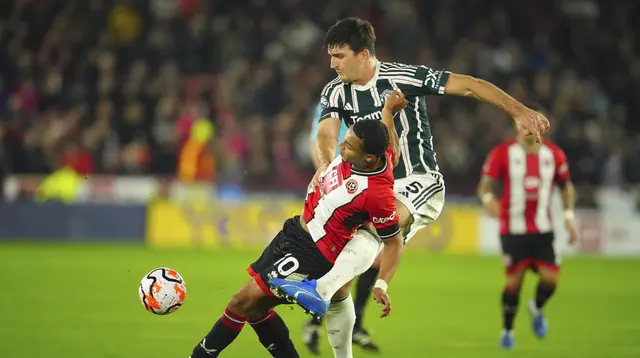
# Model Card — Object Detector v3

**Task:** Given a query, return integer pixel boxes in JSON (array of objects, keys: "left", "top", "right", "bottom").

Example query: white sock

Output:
[
  {"left": 316, "top": 229, "right": 382, "bottom": 301},
  {"left": 325, "top": 294, "right": 356, "bottom": 358}
]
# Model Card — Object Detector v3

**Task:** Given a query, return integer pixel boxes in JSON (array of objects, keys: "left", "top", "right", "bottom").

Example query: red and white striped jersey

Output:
[
  {"left": 303, "top": 146, "right": 400, "bottom": 263},
  {"left": 482, "top": 139, "right": 570, "bottom": 235}
]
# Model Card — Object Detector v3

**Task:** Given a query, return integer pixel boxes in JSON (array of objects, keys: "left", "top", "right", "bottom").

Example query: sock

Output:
[
  {"left": 325, "top": 294, "right": 356, "bottom": 358},
  {"left": 316, "top": 229, "right": 382, "bottom": 301},
  {"left": 535, "top": 282, "right": 556, "bottom": 310},
  {"left": 191, "top": 307, "right": 245, "bottom": 358},
  {"left": 249, "top": 310, "right": 299, "bottom": 358},
  {"left": 502, "top": 288, "right": 520, "bottom": 331},
  {"left": 353, "top": 267, "right": 379, "bottom": 330}
]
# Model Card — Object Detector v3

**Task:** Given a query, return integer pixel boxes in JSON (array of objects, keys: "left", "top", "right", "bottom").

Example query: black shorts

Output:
[
  {"left": 500, "top": 232, "right": 559, "bottom": 273},
  {"left": 248, "top": 216, "right": 333, "bottom": 297}
]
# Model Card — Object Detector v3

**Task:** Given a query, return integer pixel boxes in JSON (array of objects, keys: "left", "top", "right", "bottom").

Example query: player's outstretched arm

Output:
[
  {"left": 443, "top": 73, "right": 550, "bottom": 142},
  {"left": 316, "top": 117, "right": 341, "bottom": 167},
  {"left": 373, "top": 232, "right": 403, "bottom": 318},
  {"left": 309, "top": 140, "right": 320, "bottom": 170},
  {"left": 367, "top": 185, "right": 403, "bottom": 318},
  {"left": 382, "top": 89, "right": 407, "bottom": 167},
  {"left": 377, "top": 232, "right": 403, "bottom": 286},
  {"left": 311, "top": 117, "right": 341, "bottom": 186}
]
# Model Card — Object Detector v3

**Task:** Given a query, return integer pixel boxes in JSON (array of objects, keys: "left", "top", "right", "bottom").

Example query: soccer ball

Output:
[{"left": 139, "top": 267, "right": 187, "bottom": 315}]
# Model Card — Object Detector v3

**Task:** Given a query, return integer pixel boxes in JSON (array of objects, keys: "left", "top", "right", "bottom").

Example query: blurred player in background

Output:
[
  {"left": 189, "top": 92, "right": 408, "bottom": 358},
  {"left": 478, "top": 129, "right": 577, "bottom": 349},
  {"left": 306, "top": 103, "right": 382, "bottom": 354},
  {"left": 293, "top": 16, "right": 551, "bottom": 353}
]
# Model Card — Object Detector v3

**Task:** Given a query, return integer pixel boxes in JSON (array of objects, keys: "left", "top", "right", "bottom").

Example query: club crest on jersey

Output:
[
  {"left": 346, "top": 179, "right": 358, "bottom": 194},
  {"left": 320, "top": 95, "right": 329, "bottom": 109},
  {"left": 379, "top": 89, "right": 393, "bottom": 103}
]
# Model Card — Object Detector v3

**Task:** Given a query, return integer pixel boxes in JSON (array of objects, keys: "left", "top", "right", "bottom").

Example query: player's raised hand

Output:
[
  {"left": 384, "top": 90, "right": 408, "bottom": 113},
  {"left": 312, "top": 162, "right": 329, "bottom": 188},
  {"left": 372, "top": 287, "right": 392, "bottom": 318},
  {"left": 513, "top": 108, "right": 550, "bottom": 143}
]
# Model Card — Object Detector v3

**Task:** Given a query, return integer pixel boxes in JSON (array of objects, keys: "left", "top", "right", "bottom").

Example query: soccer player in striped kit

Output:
[
  {"left": 307, "top": 101, "right": 384, "bottom": 354},
  {"left": 478, "top": 130, "right": 578, "bottom": 349},
  {"left": 275, "top": 16, "right": 551, "bottom": 355},
  {"left": 188, "top": 91, "right": 409, "bottom": 358}
]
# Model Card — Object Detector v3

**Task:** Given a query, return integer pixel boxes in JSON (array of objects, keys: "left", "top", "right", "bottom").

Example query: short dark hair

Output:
[
  {"left": 324, "top": 17, "right": 376, "bottom": 55},
  {"left": 352, "top": 120, "right": 389, "bottom": 157}
]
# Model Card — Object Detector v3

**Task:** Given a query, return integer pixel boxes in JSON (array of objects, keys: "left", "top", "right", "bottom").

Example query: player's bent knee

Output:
[
  {"left": 351, "top": 228, "right": 383, "bottom": 272},
  {"left": 228, "top": 293, "right": 255, "bottom": 317},
  {"left": 505, "top": 270, "right": 525, "bottom": 290},
  {"left": 228, "top": 279, "right": 265, "bottom": 317},
  {"left": 371, "top": 252, "right": 381, "bottom": 268},
  {"left": 332, "top": 283, "right": 352, "bottom": 301}
]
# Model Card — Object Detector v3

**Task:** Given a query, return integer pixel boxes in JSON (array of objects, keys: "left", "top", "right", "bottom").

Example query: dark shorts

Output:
[
  {"left": 500, "top": 232, "right": 559, "bottom": 274},
  {"left": 248, "top": 216, "right": 333, "bottom": 297}
]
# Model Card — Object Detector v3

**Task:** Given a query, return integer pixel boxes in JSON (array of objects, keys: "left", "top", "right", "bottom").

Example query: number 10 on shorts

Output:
[{"left": 273, "top": 254, "right": 300, "bottom": 277}]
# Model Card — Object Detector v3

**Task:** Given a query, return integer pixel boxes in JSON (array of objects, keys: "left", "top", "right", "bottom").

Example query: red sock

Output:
[{"left": 191, "top": 307, "right": 246, "bottom": 358}]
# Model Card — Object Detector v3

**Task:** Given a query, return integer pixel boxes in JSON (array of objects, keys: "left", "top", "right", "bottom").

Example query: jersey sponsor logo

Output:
[
  {"left": 372, "top": 211, "right": 397, "bottom": 224},
  {"left": 524, "top": 176, "right": 540, "bottom": 199},
  {"left": 320, "top": 166, "right": 343, "bottom": 196},
  {"left": 524, "top": 176, "right": 540, "bottom": 190},
  {"left": 350, "top": 110, "right": 382, "bottom": 122},
  {"left": 424, "top": 68, "right": 442, "bottom": 89},
  {"left": 346, "top": 179, "right": 358, "bottom": 194}
]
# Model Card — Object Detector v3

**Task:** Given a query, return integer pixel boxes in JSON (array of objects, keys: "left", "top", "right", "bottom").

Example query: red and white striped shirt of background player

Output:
[
  {"left": 481, "top": 139, "right": 571, "bottom": 236},
  {"left": 303, "top": 146, "right": 401, "bottom": 264}
]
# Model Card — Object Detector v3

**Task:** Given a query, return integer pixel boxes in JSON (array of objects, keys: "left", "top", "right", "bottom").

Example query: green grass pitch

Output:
[{"left": 1, "top": 243, "right": 639, "bottom": 358}]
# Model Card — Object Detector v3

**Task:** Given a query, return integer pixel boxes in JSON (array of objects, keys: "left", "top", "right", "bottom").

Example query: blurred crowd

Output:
[{"left": 0, "top": 0, "right": 638, "bottom": 206}]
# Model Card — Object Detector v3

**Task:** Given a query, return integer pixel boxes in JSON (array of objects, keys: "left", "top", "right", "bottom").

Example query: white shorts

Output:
[{"left": 394, "top": 172, "right": 446, "bottom": 243}]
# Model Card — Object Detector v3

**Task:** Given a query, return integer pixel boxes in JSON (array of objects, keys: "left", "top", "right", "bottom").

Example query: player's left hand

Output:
[
  {"left": 372, "top": 287, "right": 392, "bottom": 318},
  {"left": 513, "top": 108, "right": 550, "bottom": 143},
  {"left": 565, "top": 218, "right": 578, "bottom": 245}
]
